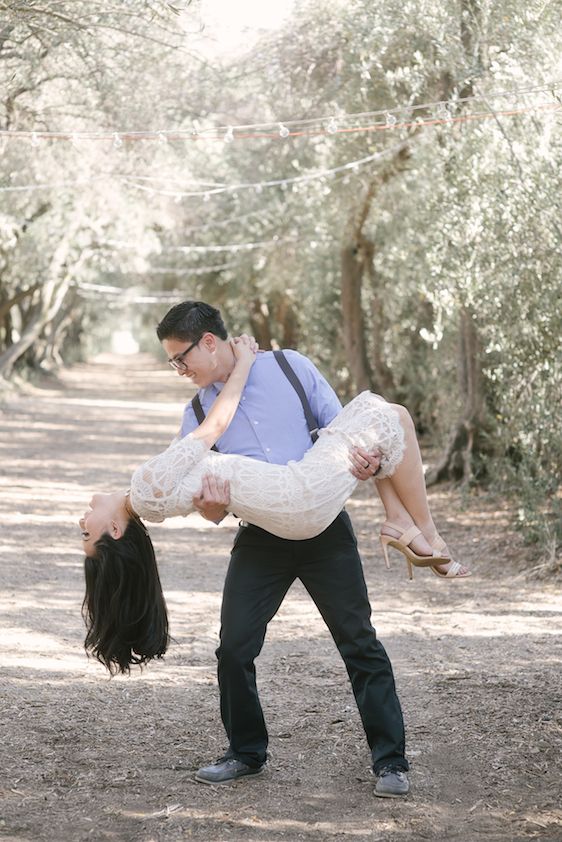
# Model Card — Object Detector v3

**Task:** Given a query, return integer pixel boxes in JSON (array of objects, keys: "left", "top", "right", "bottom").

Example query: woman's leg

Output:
[
  {"left": 375, "top": 404, "right": 468, "bottom": 574},
  {"left": 376, "top": 478, "right": 435, "bottom": 556}
]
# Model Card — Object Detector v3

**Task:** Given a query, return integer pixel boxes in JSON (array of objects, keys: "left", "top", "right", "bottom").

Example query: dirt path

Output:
[{"left": 1, "top": 355, "right": 560, "bottom": 842}]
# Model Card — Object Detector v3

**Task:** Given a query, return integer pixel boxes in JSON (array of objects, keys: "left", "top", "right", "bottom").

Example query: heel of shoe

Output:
[
  {"left": 379, "top": 535, "right": 391, "bottom": 570},
  {"left": 380, "top": 534, "right": 414, "bottom": 580}
]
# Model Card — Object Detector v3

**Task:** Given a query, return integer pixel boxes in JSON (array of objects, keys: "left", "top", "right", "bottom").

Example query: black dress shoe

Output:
[{"left": 195, "top": 757, "right": 266, "bottom": 784}]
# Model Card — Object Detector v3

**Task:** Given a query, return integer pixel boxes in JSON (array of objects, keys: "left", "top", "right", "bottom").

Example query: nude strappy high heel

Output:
[
  {"left": 379, "top": 522, "right": 449, "bottom": 581},
  {"left": 429, "top": 536, "right": 472, "bottom": 579}
]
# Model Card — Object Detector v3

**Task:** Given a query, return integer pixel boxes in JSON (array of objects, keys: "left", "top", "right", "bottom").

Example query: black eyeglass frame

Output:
[{"left": 168, "top": 338, "right": 200, "bottom": 371}]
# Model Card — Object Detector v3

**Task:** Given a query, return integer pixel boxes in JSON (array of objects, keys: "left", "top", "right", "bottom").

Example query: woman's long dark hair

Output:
[{"left": 82, "top": 518, "right": 170, "bottom": 675}]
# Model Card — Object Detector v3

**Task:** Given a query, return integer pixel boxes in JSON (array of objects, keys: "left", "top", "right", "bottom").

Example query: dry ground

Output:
[{"left": 0, "top": 355, "right": 560, "bottom": 842}]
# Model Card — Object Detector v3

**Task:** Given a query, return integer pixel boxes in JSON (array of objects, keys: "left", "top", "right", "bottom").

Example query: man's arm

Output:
[{"left": 348, "top": 445, "right": 382, "bottom": 480}]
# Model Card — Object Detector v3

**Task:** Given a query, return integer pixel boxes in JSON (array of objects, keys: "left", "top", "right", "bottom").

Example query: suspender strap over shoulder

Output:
[
  {"left": 273, "top": 350, "right": 319, "bottom": 443},
  {"left": 190, "top": 349, "right": 320, "bottom": 449},
  {"left": 191, "top": 393, "right": 219, "bottom": 452}
]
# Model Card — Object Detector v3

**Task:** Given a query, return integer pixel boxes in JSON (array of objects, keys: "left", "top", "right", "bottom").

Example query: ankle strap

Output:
[{"left": 384, "top": 523, "right": 422, "bottom": 548}]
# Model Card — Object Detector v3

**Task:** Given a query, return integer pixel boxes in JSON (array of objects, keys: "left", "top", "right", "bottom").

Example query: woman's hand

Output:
[{"left": 231, "top": 334, "right": 258, "bottom": 367}]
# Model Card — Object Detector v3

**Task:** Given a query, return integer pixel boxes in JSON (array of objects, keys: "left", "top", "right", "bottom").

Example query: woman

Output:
[{"left": 81, "top": 336, "right": 469, "bottom": 674}]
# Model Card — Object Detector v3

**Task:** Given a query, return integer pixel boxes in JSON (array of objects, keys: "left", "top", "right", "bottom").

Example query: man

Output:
[{"left": 157, "top": 300, "right": 409, "bottom": 798}]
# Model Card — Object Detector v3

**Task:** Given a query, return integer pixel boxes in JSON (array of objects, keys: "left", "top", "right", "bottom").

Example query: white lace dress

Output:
[{"left": 130, "top": 391, "right": 405, "bottom": 540}]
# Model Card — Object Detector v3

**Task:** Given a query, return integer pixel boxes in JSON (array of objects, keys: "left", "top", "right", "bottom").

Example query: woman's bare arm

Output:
[{"left": 190, "top": 335, "right": 256, "bottom": 448}]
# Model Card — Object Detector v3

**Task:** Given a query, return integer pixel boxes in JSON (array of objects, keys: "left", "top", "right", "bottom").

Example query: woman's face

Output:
[{"left": 79, "top": 492, "right": 128, "bottom": 554}]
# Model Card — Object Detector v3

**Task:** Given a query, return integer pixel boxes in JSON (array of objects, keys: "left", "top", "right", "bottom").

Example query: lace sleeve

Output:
[{"left": 129, "top": 433, "right": 210, "bottom": 522}]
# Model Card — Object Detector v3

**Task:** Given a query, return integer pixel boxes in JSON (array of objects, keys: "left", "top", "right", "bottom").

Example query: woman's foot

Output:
[
  {"left": 381, "top": 521, "right": 434, "bottom": 557},
  {"left": 379, "top": 521, "right": 450, "bottom": 581},
  {"left": 429, "top": 535, "right": 471, "bottom": 578}
]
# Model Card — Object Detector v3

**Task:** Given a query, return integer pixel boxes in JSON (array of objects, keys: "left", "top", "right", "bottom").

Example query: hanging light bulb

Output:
[
  {"left": 401, "top": 106, "right": 414, "bottom": 122},
  {"left": 31, "top": 132, "right": 40, "bottom": 147},
  {"left": 157, "top": 131, "right": 168, "bottom": 144},
  {"left": 278, "top": 123, "right": 290, "bottom": 138},
  {"left": 385, "top": 112, "right": 397, "bottom": 127},
  {"left": 327, "top": 117, "right": 338, "bottom": 134},
  {"left": 436, "top": 101, "right": 451, "bottom": 120},
  {"left": 224, "top": 126, "right": 234, "bottom": 143},
  {"left": 70, "top": 132, "right": 80, "bottom": 147},
  {"left": 113, "top": 132, "right": 123, "bottom": 148}
]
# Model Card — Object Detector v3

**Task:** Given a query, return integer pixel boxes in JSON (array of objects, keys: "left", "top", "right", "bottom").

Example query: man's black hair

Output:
[{"left": 156, "top": 301, "right": 228, "bottom": 342}]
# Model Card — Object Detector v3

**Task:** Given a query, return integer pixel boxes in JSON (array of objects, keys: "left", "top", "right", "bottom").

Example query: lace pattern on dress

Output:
[
  {"left": 128, "top": 391, "right": 405, "bottom": 539},
  {"left": 129, "top": 434, "right": 209, "bottom": 522}
]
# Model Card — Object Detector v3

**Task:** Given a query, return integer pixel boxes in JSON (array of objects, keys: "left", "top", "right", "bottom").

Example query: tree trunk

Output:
[
  {"left": 427, "top": 0, "right": 491, "bottom": 484},
  {"left": 274, "top": 292, "right": 299, "bottom": 349},
  {"left": 365, "top": 255, "right": 396, "bottom": 396},
  {"left": 459, "top": 0, "right": 488, "bottom": 99},
  {"left": 0, "top": 226, "right": 80, "bottom": 378},
  {"left": 248, "top": 297, "right": 273, "bottom": 350},
  {"left": 426, "top": 306, "right": 485, "bottom": 485},
  {"left": 38, "top": 304, "right": 77, "bottom": 369},
  {"left": 340, "top": 236, "right": 374, "bottom": 392},
  {"left": 0, "top": 283, "right": 41, "bottom": 329},
  {"left": 340, "top": 144, "right": 410, "bottom": 394}
]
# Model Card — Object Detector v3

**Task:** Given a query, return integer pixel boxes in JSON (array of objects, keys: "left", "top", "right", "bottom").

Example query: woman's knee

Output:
[{"left": 390, "top": 402, "right": 414, "bottom": 429}]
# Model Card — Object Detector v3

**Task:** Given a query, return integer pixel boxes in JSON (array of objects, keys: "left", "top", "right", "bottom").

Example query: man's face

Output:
[{"left": 162, "top": 333, "right": 220, "bottom": 388}]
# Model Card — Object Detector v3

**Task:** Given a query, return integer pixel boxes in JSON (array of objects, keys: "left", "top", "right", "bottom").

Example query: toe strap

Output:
[{"left": 443, "top": 560, "right": 463, "bottom": 577}]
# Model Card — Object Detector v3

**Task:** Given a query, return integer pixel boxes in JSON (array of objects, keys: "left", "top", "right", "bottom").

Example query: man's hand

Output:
[
  {"left": 349, "top": 446, "right": 382, "bottom": 481},
  {"left": 192, "top": 474, "right": 231, "bottom": 524}
]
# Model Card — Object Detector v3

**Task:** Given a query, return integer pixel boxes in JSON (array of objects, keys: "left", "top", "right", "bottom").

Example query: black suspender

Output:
[
  {"left": 191, "top": 393, "right": 219, "bottom": 452},
  {"left": 272, "top": 350, "right": 319, "bottom": 443},
  {"left": 189, "top": 350, "right": 320, "bottom": 450}
]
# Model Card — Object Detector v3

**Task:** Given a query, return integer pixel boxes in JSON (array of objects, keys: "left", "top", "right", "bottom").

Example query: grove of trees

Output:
[{"left": 1, "top": 0, "right": 560, "bottom": 567}]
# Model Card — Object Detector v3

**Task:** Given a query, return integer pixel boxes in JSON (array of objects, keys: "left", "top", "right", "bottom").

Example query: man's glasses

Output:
[{"left": 168, "top": 339, "right": 200, "bottom": 371}]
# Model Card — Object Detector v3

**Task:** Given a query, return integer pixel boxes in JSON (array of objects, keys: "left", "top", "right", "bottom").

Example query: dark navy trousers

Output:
[{"left": 215, "top": 511, "right": 408, "bottom": 774}]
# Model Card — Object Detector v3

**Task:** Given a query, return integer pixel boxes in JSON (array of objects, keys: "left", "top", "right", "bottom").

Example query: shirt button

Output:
[
  {"left": 253, "top": 420, "right": 258, "bottom": 425},
  {"left": 242, "top": 397, "right": 246, "bottom": 401},
  {"left": 266, "top": 448, "right": 271, "bottom": 452}
]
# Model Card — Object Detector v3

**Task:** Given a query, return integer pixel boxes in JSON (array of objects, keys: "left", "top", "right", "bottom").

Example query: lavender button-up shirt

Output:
[{"left": 179, "top": 350, "right": 342, "bottom": 464}]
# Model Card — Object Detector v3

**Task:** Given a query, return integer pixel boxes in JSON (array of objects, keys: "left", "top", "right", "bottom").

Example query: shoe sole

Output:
[
  {"left": 194, "top": 767, "right": 266, "bottom": 785},
  {"left": 374, "top": 788, "right": 409, "bottom": 798}
]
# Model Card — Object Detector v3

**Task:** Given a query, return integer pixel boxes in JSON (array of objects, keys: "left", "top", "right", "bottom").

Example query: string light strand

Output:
[
  {"left": 101, "top": 236, "right": 296, "bottom": 254},
  {"left": 0, "top": 82, "right": 558, "bottom": 144},
  {"left": 1, "top": 104, "right": 558, "bottom": 199}
]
